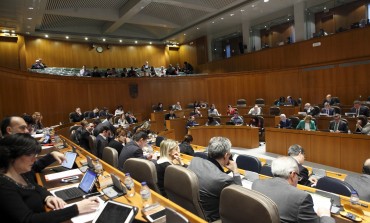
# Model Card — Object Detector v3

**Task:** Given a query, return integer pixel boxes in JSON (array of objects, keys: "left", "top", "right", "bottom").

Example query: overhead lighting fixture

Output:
[
  {"left": 26, "top": 32, "right": 30, "bottom": 35},
  {"left": 66, "top": 36, "right": 69, "bottom": 39},
  {"left": 119, "top": 39, "right": 122, "bottom": 43},
  {"left": 2, "top": 29, "right": 9, "bottom": 33},
  {"left": 28, "top": 7, "right": 34, "bottom": 10},
  {"left": 212, "top": 21, "right": 215, "bottom": 24},
  {"left": 102, "top": 38, "right": 106, "bottom": 42},
  {"left": 135, "top": 40, "right": 138, "bottom": 44},
  {"left": 45, "top": 34, "right": 49, "bottom": 38},
  {"left": 240, "top": 9, "right": 245, "bottom": 12},
  {"left": 27, "top": 17, "right": 32, "bottom": 20},
  {"left": 196, "top": 27, "right": 199, "bottom": 30},
  {"left": 230, "top": 14, "right": 234, "bottom": 16},
  {"left": 183, "top": 33, "right": 186, "bottom": 35},
  {"left": 221, "top": 17, "right": 224, "bottom": 20},
  {"left": 287, "top": 18, "right": 290, "bottom": 21},
  {"left": 85, "top": 37, "right": 88, "bottom": 40},
  {"left": 11, "top": 30, "right": 15, "bottom": 33},
  {"left": 149, "top": 42, "right": 152, "bottom": 44},
  {"left": 252, "top": 5, "right": 255, "bottom": 7},
  {"left": 264, "top": 0, "right": 269, "bottom": 2}
]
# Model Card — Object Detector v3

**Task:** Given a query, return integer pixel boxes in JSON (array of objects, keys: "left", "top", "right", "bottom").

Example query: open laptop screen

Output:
[
  {"left": 61, "top": 152, "right": 77, "bottom": 169},
  {"left": 79, "top": 169, "right": 97, "bottom": 193}
]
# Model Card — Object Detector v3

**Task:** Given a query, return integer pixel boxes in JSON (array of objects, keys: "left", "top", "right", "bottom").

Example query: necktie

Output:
[
  {"left": 357, "top": 109, "right": 359, "bottom": 116},
  {"left": 334, "top": 122, "right": 338, "bottom": 131},
  {"left": 327, "top": 109, "right": 329, "bottom": 115}
]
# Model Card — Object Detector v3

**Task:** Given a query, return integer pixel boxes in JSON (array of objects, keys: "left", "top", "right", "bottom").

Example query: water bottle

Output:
[
  {"left": 124, "top": 173, "right": 135, "bottom": 197},
  {"left": 350, "top": 190, "right": 360, "bottom": 205},
  {"left": 94, "top": 159, "right": 103, "bottom": 175},
  {"left": 140, "top": 182, "right": 151, "bottom": 207}
]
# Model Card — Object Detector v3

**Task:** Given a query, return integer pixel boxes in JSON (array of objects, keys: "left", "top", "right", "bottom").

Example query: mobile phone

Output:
[
  {"left": 60, "top": 175, "right": 79, "bottom": 183},
  {"left": 146, "top": 209, "right": 166, "bottom": 222}
]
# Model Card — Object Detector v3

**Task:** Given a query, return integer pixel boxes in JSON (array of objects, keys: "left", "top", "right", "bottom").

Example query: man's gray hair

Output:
[
  {"left": 271, "top": 156, "right": 299, "bottom": 179},
  {"left": 207, "top": 137, "right": 232, "bottom": 159},
  {"left": 287, "top": 144, "right": 304, "bottom": 157}
]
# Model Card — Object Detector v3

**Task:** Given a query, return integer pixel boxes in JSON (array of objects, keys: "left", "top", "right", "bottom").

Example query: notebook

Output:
[
  {"left": 53, "top": 169, "right": 97, "bottom": 201},
  {"left": 51, "top": 152, "right": 77, "bottom": 172}
]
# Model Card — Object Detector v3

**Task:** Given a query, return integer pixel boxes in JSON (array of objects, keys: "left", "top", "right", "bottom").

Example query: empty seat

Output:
[
  {"left": 289, "top": 116, "right": 300, "bottom": 129},
  {"left": 312, "top": 106, "right": 321, "bottom": 116},
  {"left": 88, "top": 135, "right": 97, "bottom": 156},
  {"left": 236, "top": 154, "right": 262, "bottom": 173},
  {"left": 269, "top": 107, "right": 281, "bottom": 116},
  {"left": 219, "top": 185, "right": 280, "bottom": 223},
  {"left": 122, "top": 158, "right": 161, "bottom": 194},
  {"left": 236, "top": 99, "right": 247, "bottom": 107},
  {"left": 316, "top": 176, "right": 355, "bottom": 197},
  {"left": 102, "top": 146, "right": 118, "bottom": 168},
  {"left": 255, "top": 98, "right": 265, "bottom": 106},
  {"left": 164, "top": 165, "right": 206, "bottom": 220},
  {"left": 260, "top": 165, "right": 274, "bottom": 177}
]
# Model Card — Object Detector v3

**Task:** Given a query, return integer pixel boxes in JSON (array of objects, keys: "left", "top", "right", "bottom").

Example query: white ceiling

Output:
[{"left": 0, "top": 0, "right": 357, "bottom": 45}]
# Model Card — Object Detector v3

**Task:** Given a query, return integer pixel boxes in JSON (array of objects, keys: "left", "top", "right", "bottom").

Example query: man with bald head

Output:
[
  {"left": 1, "top": 116, "right": 65, "bottom": 172},
  {"left": 344, "top": 159, "right": 370, "bottom": 202}
]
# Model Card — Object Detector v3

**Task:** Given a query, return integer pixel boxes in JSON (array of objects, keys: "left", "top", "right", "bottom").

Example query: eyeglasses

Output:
[{"left": 291, "top": 171, "right": 303, "bottom": 181}]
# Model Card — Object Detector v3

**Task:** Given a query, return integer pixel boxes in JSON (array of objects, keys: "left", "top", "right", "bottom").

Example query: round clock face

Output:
[{"left": 96, "top": 46, "right": 103, "bottom": 53}]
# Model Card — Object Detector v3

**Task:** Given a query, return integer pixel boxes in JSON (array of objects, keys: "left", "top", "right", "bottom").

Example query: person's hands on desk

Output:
[
  {"left": 45, "top": 195, "right": 67, "bottom": 210},
  {"left": 77, "top": 197, "right": 100, "bottom": 214},
  {"left": 50, "top": 151, "right": 66, "bottom": 164}
]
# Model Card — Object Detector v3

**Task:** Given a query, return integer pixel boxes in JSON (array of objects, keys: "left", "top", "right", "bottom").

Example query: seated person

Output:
[
  {"left": 288, "top": 145, "right": 317, "bottom": 186},
  {"left": 31, "top": 59, "right": 45, "bottom": 69},
  {"left": 165, "top": 64, "right": 177, "bottom": 75},
  {"left": 226, "top": 105, "right": 236, "bottom": 116},
  {"left": 230, "top": 112, "right": 243, "bottom": 125},
  {"left": 248, "top": 116, "right": 262, "bottom": 130},
  {"left": 156, "top": 139, "right": 186, "bottom": 197},
  {"left": 344, "top": 158, "right": 370, "bottom": 202},
  {"left": 155, "top": 102, "right": 163, "bottom": 112},
  {"left": 127, "top": 67, "right": 137, "bottom": 77},
  {"left": 355, "top": 115, "right": 370, "bottom": 134},
  {"left": 174, "top": 101, "right": 182, "bottom": 110},
  {"left": 205, "top": 116, "right": 220, "bottom": 126},
  {"left": 108, "top": 127, "right": 130, "bottom": 156},
  {"left": 32, "top": 112, "right": 44, "bottom": 130},
  {"left": 350, "top": 100, "right": 370, "bottom": 117},
  {"left": 165, "top": 109, "right": 177, "bottom": 120},
  {"left": 183, "top": 61, "right": 193, "bottom": 74},
  {"left": 70, "top": 107, "right": 84, "bottom": 122},
  {"left": 92, "top": 107, "right": 99, "bottom": 118},
  {"left": 278, "top": 114, "right": 292, "bottom": 128},
  {"left": 296, "top": 115, "right": 316, "bottom": 131},
  {"left": 190, "top": 107, "right": 202, "bottom": 118},
  {"left": 286, "top": 96, "right": 297, "bottom": 106},
  {"left": 0, "top": 134, "right": 99, "bottom": 223},
  {"left": 179, "top": 134, "right": 194, "bottom": 156},
  {"left": 303, "top": 103, "right": 315, "bottom": 115},
  {"left": 252, "top": 156, "right": 334, "bottom": 223},
  {"left": 99, "top": 107, "right": 109, "bottom": 118},
  {"left": 188, "top": 137, "right": 242, "bottom": 222},
  {"left": 114, "top": 105, "right": 124, "bottom": 116},
  {"left": 322, "top": 94, "right": 339, "bottom": 106},
  {"left": 321, "top": 102, "right": 334, "bottom": 116},
  {"left": 186, "top": 116, "right": 199, "bottom": 130},
  {"left": 329, "top": 114, "right": 348, "bottom": 133},
  {"left": 125, "top": 112, "right": 138, "bottom": 124},
  {"left": 208, "top": 104, "right": 220, "bottom": 116},
  {"left": 248, "top": 105, "right": 261, "bottom": 115}
]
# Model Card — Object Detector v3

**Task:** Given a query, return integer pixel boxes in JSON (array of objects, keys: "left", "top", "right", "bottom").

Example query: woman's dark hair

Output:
[
  {"left": 182, "top": 134, "right": 193, "bottom": 143},
  {"left": 0, "top": 133, "right": 41, "bottom": 172},
  {"left": 358, "top": 115, "right": 368, "bottom": 127}
]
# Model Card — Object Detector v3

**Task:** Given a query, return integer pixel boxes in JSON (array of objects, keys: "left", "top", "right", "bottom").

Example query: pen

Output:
[{"left": 83, "top": 192, "right": 102, "bottom": 198}]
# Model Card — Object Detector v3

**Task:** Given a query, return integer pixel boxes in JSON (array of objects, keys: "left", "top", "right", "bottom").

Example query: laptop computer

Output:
[
  {"left": 53, "top": 169, "right": 97, "bottom": 201},
  {"left": 51, "top": 152, "right": 77, "bottom": 172}
]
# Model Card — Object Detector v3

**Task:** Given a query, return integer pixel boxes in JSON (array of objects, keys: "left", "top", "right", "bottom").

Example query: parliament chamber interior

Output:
[{"left": 1, "top": 0, "right": 370, "bottom": 222}]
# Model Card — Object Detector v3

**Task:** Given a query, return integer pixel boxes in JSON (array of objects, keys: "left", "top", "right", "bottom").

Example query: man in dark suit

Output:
[
  {"left": 70, "top": 107, "right": 84, "bottom": 122},
  {"left": 118, "top": 131, "right": 151, "bottom": 171},
  {"left": 329, "top": 114, "right": 348, "bottom": 133},
  {"left": 350, "top": 100, "right": 370, "bottom": 117},
  {"left": 288, "top": 144, "right": 317, "bottom": 186},
  {"left": 164, "top": 109, "right": 177, "bottom": 120},
  {"left": 344, "top": 158, "right": 370, "bottom": 202},
  {"left": 322, "top": 94, "right": 339, "bottom": 106},
  {"left": 95, "top": 125, "right": 110, "bottom": 158},
  {"left": 278, "top": 114, "right": 292, "bottom": 128},
  {"left": 252, "top": 156, "right": 334, "bottom": 223},
  {"left": 321, "top": 102, "right": 335, "bottom": 116}
]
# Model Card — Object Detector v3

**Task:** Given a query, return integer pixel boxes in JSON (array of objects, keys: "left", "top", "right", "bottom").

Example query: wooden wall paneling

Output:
[
  {"left": 265, "top": 128, "right": 287, "bottom": 155},
  {"left": 310, "top": 134, "right": 341, "bottom": 168},
  {"left": 0, "top": 39, "right": 20, "bottom": 69},
  {"left": 285, "top": 131, "right": 312, "bottom": 161},
  {"left": 340, "top": 136, "right": 370, "bottom": 172}
]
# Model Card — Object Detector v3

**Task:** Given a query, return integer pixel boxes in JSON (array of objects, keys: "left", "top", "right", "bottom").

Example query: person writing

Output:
[
  {"left": 296, "top": 115, "right": 316, "bottom": 131},
  {"left": 0, "top": 133, "right": 99, "bottom": 223}
]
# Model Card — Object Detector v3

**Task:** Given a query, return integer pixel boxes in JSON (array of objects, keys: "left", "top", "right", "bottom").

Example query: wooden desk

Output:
[
  {"left": 236, "top": 105, "right": 299, "bottom": 117},
  {"left": 265, "top": 127, "right": 370, "bottom": 173},
  {"left": 42, "top": 135, "right": 207, "bottom": 223},
  {"left": 188, "top": 125, "right": 259, "bottom": 148}
]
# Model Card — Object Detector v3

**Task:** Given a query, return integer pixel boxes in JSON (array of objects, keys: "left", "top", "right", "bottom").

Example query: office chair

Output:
[
  {"left": 236, "top": 154, "right": 262, "bottom": 173},
  {"left": 289, "top": 116, "right": 300, "bottom": 129},
  {"left": 122, "top": 158, "right": 161, "bottom": 194},
  {"left": 255, "top": 98, "right": 265, "bottom": 106},
  {"left": 68, "top": 112, "right": 74, "bottom": 122},
  {"left": 84, "top": 111, "right": 92, "bottom": 119},
  {"left": 331, "top": 106, "right": 341, "bottom": 115},
  {"left": 88, "top": 135, "right": 97, "bottom": 156},
  {"left": 312, "top": 106, "right": 321, "bottom": 116},
  {"left": 316, "top": 176, "right": 355, "bottom": 197},
  {"left": 193, "top": 152, "right": 208, "bottom": 159},
  {"left": 113, "top": 116, "right": 120, "bottom": 124},
  {"left": 269, "top": 107, "right": 281, "bottom": 116},
  {"left": 260, "top": 164, "right": 274, "bottom": 177},
  {"left": 236, "top": 99, "right": 247, "bottom": 107},
  {"left": 219, "top": 185, "right": 280, "bottom": 223},
  {"left": 164, "top": 165, "right": 206, "bottom": 220},
  {"left": 102, "top": 146, "right": 118, "bottom": 168}
]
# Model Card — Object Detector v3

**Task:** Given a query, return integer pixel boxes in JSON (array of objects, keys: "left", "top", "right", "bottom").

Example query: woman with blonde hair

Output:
[
  {"left": 32, "top": 112, "right": 43, "bottom": 130},
  {"left": 156, "top": 139, "right": 186, "bottom": 196},
  {"left": 296, "top": 115, "right": 316, "bottom": 131}
]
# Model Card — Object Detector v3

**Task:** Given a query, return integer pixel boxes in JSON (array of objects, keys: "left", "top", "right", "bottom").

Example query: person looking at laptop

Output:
[{"left": 0, "top": 133, "right": 99, "bottom": 223}]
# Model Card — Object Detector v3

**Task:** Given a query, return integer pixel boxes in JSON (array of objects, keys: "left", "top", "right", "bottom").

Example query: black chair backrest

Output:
[
  {"left": 289, "top": 116, "right": 300, "bottom": 129},
  {"left": 312, "top": 106, "right": 320, "bottom": 116},
  {"left": 269, "top": 107, "right": 281, "bottom": 116},
  {"left": 236, "top": 154, "right": 262, "bottom": 173},
  {"left": 260, "top": 165, "right": 274, "bottom": 177},
  {"left": 316, "top": 176, "right": 355, "bottom": 197},
  {"left": 194, "top": 152, "right": 208, "bottom": 159},
  {"left": 331, "top": 106, "right": 341, "bottom": 115},
  {"left": 255, "top": 98, "right": 265, "bottom": 106},
  {"left": 84, "top": 111, "right": 92, "bottom": 118},
  {"left": 236, "top": 99, "right": 247, "bottom": 107}
]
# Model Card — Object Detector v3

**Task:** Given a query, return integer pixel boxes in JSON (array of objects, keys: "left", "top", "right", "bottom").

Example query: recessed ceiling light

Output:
[
  {"left": 45, "top": 34, "right": 48, "bottom": 38},
  {"left": 221, "top": 18, "right": 224, "bottom": 20},
  {"left": 135, "top": 40, "right": 138, "bottom": 44},
  {"left": 230, "top": 14, "right": 234, "bottom": 16},
  {"left": 240, "top": 9, "right": 245, "bottom": 12},
  {"left": 2, "top": 29, "right": 9, "bottom": 33},
  {"left": 212, "top": 21, "right": 215, "bottom": 24},
  {"left": 11, "top": 30, "right": 15, "bottom": 33},
  {"left": 287, "top": 18, "right": 290, "bottom": 21},
  {"left": 102, "top": 38, "right": 106, "bottom": 42},
  {"left": 252, "top": 5, "right": 255, "bottom": 7},
  {"left": 85, "top": 37, "right": 88, "bottom": 40},
  {"left": 28, "top": 7, "right": 34, "bottom": 10},
  {"left": 183, "top": 33, "right": 186, "bottom": 35},
  {"left": 27, "top": 17, "right": 32, "bottom": 20},
  {"left": 196, "top": 27, "right": 199, "bottom": 30},
  {"left": 264, "top": 0, "right": 269, "bottom": 2},
  {"left": 26, "top": 32, "right": 30, "bottom": 35},
  {"left": 119, "top": 39, "right": 122, "bottom": 43},
  {"left": 324, "top": 6, "right": 327, "bottom": 10},
  {"left": 66, "top": 36, "right": 69, "bottom": 39},
  {"left": 149, "top": 42, "right": 152, "bottom": 44}
]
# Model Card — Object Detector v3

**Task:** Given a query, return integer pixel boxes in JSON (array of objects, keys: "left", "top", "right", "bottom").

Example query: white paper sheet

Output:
[
  {"left": 45, "top": 169, "right": 82, "bottom": 181},
  {"left": 68, "top": 197, "right": 105, "bottom": 223}
]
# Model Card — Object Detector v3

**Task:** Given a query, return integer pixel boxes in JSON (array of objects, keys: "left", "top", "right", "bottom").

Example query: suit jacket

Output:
[
  {"left": 350, "top": 106, "right": 370, "bottom": 117},
  {"left": 329, "top": 120, "right": 348, "bottom": 133},
  {"left": 321, "top": 108, "right": 335, "bottom": 116},
  {"left": 164, "top": 113, "right": 177, "bottom": 120},
  {"left": 280, "top": 119, "right": 292, "bottom": 128},
  {"left": 345, "top": 174, "right": 370, "bottom": 202},
  {"left": 95, "top": 134, "right": 108, "bottom": 159},
  {"left": 252, "top": 178, "right": 335, "bottom": 223},
  {"left": 188, "top": 157, "right": 242, "bottom": 222},
  {"left": 70, "top": 112, "right": 83, "bottom": 122},
  {"left": 296, "top": 120, "right": 316, "bottom": 131},
  {"left": 118, "top": 141, "right": 144, "bottom": 171},
  {"left": 293, "top": 159, "right": 311, "bottom": 186}
]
